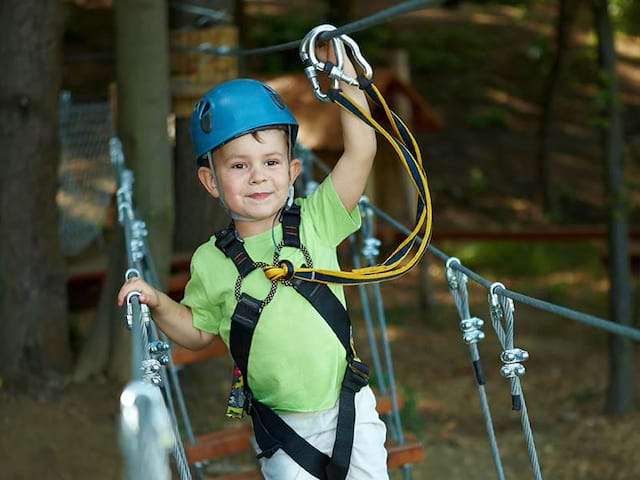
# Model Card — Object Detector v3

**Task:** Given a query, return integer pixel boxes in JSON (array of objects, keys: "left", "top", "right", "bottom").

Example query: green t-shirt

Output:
[{"left": 181, "top": 176, "right": 361, "bottom": 413}]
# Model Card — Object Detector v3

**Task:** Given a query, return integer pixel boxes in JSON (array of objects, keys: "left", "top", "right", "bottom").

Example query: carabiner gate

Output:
[{"left": 300, "top": 25, "right": 350, "bottom": 102}]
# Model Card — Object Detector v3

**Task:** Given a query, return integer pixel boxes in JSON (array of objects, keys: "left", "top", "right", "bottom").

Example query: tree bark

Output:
[
  {"left": 536, "top": 0, "right": 576, "bottom": 212},
  {"left": 0, "top": 0, "right": 70, "bottom": 376},
  {"left": 591, "top": 0, "right": 635, "bottom": 414},
  {"left": 74, "top": 0, "right": 174, "bottom": 382}
]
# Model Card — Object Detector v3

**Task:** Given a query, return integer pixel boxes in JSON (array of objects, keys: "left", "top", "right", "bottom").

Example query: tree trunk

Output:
[
  {"left": 0, "top": 0, "right": 70, "bottom": 376},
  {"left": 591, "top": 0, "right": 635, "bottom": 414},
  {"left": 74, "top": 0, "right": 174, "bottom": 383},
  {"left": 536, "top": 0, "right": 576, "bottom": 212}
]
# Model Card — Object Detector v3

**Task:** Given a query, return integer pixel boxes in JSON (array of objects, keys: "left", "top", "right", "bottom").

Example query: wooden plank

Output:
[
  {"left": 375, "top": 392, "right": 404, "bottom": 415},
  {"left": 171, "top": 337, "right": 227, "bottom": 366},
  {"left": 387, "top": 435, "right": 424, "bottom": 468},
  {"left": 189, "top": 427, "right": 423, "bottom": 470},
  {"left": 185, "top": 424, "right": 253, "bottom": 464}
]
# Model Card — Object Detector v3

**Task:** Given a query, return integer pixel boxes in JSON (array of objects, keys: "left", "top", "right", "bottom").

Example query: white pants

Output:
[{"left": 258, "top": 386, "right": 389, "bottom": 479}]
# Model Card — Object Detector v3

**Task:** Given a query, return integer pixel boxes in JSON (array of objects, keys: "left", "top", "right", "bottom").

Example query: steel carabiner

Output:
[
  {"left": 339, "top": 33, "right": 373, "bottom": 82},
  {"left": 300, "top": 25, "right": 351, "bottom": 102}
]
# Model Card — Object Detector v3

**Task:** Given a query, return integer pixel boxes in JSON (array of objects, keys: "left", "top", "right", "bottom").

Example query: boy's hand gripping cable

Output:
[{"left": 264, "top": 25, "right": 433, "bottom": 286}]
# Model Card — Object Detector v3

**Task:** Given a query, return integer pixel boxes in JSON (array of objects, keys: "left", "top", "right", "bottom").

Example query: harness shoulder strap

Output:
[
  {"left": 281, "top": 204, "right": 302, "bottom": 248},
  {"left": 214, "top": 227, "right": 256, "bottom": 278}
]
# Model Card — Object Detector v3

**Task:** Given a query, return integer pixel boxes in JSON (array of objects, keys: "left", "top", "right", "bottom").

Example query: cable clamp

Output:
[
  {"left": 500, "top": 348, "right": 529, "bottom": 378},
  {"left": 362, "top": 237, "right": 381, "bottom": 259},
  {"left": 132, "top": 220, "right": 148, "bottom": 238},
  {"left": 501, "top": 348, "right": 529, "bottom": 364},
  {"left": 500, "top": 363, "right": 526, "bottom": 379},
  {"left": 140, "top": 359, "right": 163, "bottom": 386},
  {"left": 148, "top": 341, "right": 170, "bottom": 365},
  {"left": 460, "top": 317, "right": 485, "bottom": 344}
]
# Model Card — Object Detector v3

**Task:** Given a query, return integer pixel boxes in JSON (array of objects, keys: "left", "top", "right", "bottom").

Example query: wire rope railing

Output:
[{"left": 112, "top": 137, "right": 194, "bottom": 480}]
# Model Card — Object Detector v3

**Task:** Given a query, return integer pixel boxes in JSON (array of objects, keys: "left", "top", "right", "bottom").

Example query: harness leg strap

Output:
[{"left": 326, "top": 361, "right": 369, "bottom": 479}]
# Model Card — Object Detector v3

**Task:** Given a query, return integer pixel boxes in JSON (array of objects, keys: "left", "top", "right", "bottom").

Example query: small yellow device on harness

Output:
[{"left": 262, "top": 24, "right": 433, "bottom": 288}]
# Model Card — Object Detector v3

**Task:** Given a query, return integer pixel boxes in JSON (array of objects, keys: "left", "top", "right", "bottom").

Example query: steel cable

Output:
[{"left": 183, "top": 0, "right": 449, "bottom": 57}]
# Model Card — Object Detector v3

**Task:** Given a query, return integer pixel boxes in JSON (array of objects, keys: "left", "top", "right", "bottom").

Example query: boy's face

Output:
[{"left": 199, "top": 129, "right": 301, "bottom": 232}]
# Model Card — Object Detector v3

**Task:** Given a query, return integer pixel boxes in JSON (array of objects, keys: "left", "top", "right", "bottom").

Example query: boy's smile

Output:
[{"left": 202, "top": 129, "right": 301, "bottom": 237}]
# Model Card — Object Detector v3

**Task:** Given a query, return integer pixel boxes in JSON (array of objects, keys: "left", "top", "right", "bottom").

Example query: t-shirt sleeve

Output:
[
  {"left": 180, "top": 251, "right": 223, "bottom": 335},
  {"left": 302, "top": 174, "right": 361, "bottom": 246}
]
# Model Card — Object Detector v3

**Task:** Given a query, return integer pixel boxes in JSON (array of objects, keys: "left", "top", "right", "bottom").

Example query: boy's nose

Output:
[{"left": 249, "top": 166, "right": 267, "bottom": 184}]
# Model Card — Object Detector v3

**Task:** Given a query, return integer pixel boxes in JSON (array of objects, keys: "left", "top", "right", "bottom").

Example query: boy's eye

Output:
[
  {"left": 266, "top": 159, "right": 280, "bottom": 166},
  {"left": 231, "top": 163, "right": 245, "bottom": 169}
]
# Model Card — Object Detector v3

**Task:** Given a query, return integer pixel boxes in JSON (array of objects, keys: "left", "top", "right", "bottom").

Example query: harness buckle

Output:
[
  {"left": 215, "top": 228, "right": 238, "bottom": 252},
  {"left": 232, "top": 293, "right": 263, "bottom": 328},
  {"left": 344, "top": 359, "right": 369, "bottom": 392}
]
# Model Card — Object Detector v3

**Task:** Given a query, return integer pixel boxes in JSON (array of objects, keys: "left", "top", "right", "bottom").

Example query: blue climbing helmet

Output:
[{"left": 191, "top": 78, "right": 298, "bottom": 160}]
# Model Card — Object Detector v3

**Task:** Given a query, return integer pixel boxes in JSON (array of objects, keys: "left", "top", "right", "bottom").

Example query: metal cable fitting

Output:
[
  {"left": 125, "top": 291, "right": 142, "bottom": 330},
  {"left": 124, "top": 268, "right": 140, "bottom": 281},
  {"left": 460, "top": 317, "right": 485, "bottom": 344},
  {"left": 149, "top": 341, "right": 170, "bottom": 354},
  {"left": 500, "top": 363, "right": 526, "bottom": 379},
  {"left": 445, "top": 257, "right": 466, "bottom": 290},
  {"left": 132, "top": 220, "right": 148, "bottom": 238},
  {"left": 149, "top": 341, "right": 171, "bottom": 366},
  {"left": 488, "top": 282, "right": 506, "bottom": 319},
  {"left": 501, "top": 348, "right": 529, "bottom": 364},
  {"left": 141, "top": 359, "right": 163, "bottom": 386},
  {"left": 500, "top": 348, "right": 529, "bottom": 378},
  {"left": 362, "top": 237, "right": 381, "bottom": 258}
]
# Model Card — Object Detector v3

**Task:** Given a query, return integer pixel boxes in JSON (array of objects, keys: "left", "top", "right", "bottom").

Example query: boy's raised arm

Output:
[{"left": 329, "top": 54, "right": 377, "bottom": 213}]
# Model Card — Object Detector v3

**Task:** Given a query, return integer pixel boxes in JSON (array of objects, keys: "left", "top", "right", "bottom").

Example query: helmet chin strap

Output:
[{"left": 206, "top": 151, "right": 295, "bottom": 226}]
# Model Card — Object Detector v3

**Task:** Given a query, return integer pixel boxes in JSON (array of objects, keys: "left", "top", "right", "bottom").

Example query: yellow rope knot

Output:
[{"left": 263, "top": 260, "right": 295, "bottom": 282}]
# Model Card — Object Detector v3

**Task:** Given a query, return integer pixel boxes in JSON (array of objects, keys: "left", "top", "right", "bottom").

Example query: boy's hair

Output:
[{"left": 197, "top": 126, "right": 290, "bottom": 169}]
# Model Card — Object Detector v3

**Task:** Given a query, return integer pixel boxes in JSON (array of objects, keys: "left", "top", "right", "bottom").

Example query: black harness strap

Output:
[
  {"left": 290, "top": 278, "right": 351, "bottom": 356},
  {"left": 280, "top": 204, "right": 302, "bottom": 248},
  {"left": 219, "top": 209, "right": 368, "bottom": 480},
  {"left": 215, "top": 227, "right": 256, "bottom": 278}
]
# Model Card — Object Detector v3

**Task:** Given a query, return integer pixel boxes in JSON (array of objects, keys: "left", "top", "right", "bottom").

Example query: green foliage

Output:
[
  {"left": 467, "top": 106, "right": 508, "bottom": 129},
  {"left": 395, "top": 27, "right": 485, "bottom": 73},
  {"left": 247, "top": 13, "right": 319, "bottom": 72},
  {"left": 468, "top": 167, "right": 488, "bottom": 193},
  {"left": 611, "top": 0, "right": 640, "bottom": 35},
  {"left": 400, "top": 387, "right": 424, "bottom": 434},
  {"left": 444, "top": 241, "right": 602, "bottom": 277}
]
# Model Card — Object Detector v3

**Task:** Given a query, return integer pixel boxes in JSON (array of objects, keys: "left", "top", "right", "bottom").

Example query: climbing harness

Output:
[
  {"left": 216, "top": 204, "right": 369, "bottom": 480},
  {"left": 262, "top": 25, "right": 433, "bottom": 287}
]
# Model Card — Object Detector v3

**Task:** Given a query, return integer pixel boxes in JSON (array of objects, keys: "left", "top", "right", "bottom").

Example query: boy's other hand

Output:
[{"left": 117, "top": 277, "right": 161, "bottom": 309}]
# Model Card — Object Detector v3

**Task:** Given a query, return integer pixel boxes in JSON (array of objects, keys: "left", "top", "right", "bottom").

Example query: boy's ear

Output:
[
  {"left": 289, "top": 158, "right": 302, "bottom": 184},
  {"left": 197, "top": 166, "right": 220, "bottom": 198}
]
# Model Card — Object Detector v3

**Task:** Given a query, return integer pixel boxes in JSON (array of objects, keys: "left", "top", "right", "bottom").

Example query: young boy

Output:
[{"left": 117, "top": 50, "right": 386, "bottom": 479}]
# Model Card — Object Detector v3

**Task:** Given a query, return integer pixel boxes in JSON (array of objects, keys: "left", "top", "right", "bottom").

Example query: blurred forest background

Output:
[{"left": 1, "top": 0, "right": 640, "bottom": 479}]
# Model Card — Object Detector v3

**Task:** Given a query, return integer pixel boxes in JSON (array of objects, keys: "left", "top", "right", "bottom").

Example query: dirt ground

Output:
[{"left": 2, "top": 3, "right": 640, "bottom": 480}]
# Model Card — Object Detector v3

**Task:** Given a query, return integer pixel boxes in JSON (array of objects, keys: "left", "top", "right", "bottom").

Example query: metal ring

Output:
[
  {"left": 489, "top": 282, "right": 506, "bottom": 297},
  {"left": 125, "top": 268, "right": 140, "bottom": 281},
  {"left": 126, "top": 290, "right": 142, "bottom": 304},
  {"left": 445, "top": 256, "right": 461, "bottom": 269}
]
